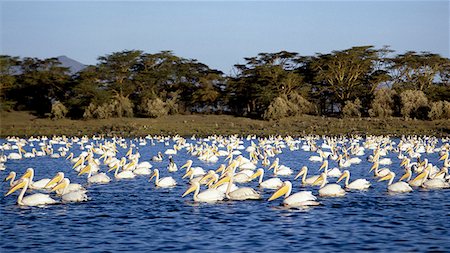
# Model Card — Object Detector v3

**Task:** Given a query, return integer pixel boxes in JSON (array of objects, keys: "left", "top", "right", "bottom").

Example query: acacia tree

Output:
[
  {"left": 67, "top": 65, "right": 112, "bottom": 118},
  {"left": 310, "top": 46, "right": 382, "bottom": 114},
  {"left": 97, "top": 50, "right": 142, "bottom": 98},
  {"left": 14, "top": 57, "right": 70, "bottom": 115},
  {"left": 227, "top": 51, "right": 305, "bottom": 117},
  {"left": 0, "top": 55, "right": 20, "bottom": 110}
]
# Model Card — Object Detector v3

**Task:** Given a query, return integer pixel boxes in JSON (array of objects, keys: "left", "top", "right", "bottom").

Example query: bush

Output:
[
  {"left": 110, "top": 95, "right": 133, "bottom": 118},
  {"left": 83, "top": 96, "right": 133, "bottom": 119},
  {"left": 287, "top": 92, "right": 316, "bottom": 115},
  {"left": 263, "top": 96, "right": 290, "bottom": 120},
  {"left": 428, "top": 101, "right": 450, "bottom": 120},
  {"left": 342, "top": 98, "right": 362, "bottom": 118},
  {"left": 400, "top": 90, "right": 429, "bottom": 119},
  {"left": 263, "top": 92, "right": 315, "bottom": 120},
  {"left": 369, "top": 88, "right": 396, "bottom": 118},
  {"left": 140, "top": 98, "right": 169, "bottom": 118},
  {"left": 83, "top": 103, "right": 111, "bottom": 119},
  {"left": 50, "top": 101, "right": 68, "bottom": 120}
]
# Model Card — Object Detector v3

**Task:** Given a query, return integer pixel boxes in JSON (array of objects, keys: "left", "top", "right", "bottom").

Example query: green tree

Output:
[
  {"left": 15, "top": 57, "right": 71, "bottom": 115},
  {"left": 0, "top": 55, "right": 20, "bottom": 110},
  {"left": 310, "top": 46, "right": 381, "bottom": 114}
]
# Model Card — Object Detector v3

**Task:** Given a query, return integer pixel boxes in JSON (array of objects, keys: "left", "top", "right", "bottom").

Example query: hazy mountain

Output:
[{"left": 56, "top": 55, "right": 86, "bottom": 74}]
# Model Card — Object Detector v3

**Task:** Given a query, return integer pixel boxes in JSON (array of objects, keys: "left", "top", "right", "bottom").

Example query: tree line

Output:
[{"left": 1, "top": 46, "right": 449, "bottom": 121}]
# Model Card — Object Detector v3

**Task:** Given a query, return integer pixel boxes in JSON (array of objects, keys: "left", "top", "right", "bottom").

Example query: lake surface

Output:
[{"left": 1, "top": 137, "right": 449, "bottom": 252}]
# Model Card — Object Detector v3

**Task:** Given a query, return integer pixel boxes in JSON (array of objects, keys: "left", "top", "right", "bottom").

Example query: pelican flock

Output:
[{"left": 1, "top": 135, "right": 449, "bottom": 209}]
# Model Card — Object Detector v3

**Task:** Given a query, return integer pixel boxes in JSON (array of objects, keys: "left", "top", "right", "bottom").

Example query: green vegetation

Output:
[
  {"left": 0, "top": 45, "right": 449, "bottom": 136},
  {"left": 1, "top": 111, "right": 448, "bottom": 137}
]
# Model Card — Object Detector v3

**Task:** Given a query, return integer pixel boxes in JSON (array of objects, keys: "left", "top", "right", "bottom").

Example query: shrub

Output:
[
  {"left": 50, "top": 101, "right": 68, "bottom": 120},
  {"left": 263, "top": 92, "right": 315, "bottom": 120},
  {"left": 342, "top": 98, "right": 362, "bottom": 118},
  {"left": 263, "top": 96, "right": 290, "bottom": 120},
  {"left": 287, "top": 92, "right": 316, "bottom": 115},
  {"left": 83, "top": 103, "right": 111, "bottom": 119},
  {"left": 428, "top": 100, "right": 450, "bottom": 120},
  {"left": 140, "top": 98, "right": 169, "bottom": 118},
  {"left": 400, "top": 90, "right": 429, "bottom": 119},
  {"left": 369, "top": 88, "right": 396, "bottom": 118},
  {"left": 110, "top": 95, "right": 133, "bottom": 118}
]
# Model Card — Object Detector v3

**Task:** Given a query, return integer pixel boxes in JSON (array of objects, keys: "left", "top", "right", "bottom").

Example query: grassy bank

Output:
[{"left": 1, "top": 111, "right": 449, "bottom": 137}]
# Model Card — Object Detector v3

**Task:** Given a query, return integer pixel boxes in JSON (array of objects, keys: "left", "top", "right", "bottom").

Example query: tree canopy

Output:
[{"left": 1, "top": 46, "right": 448, "bottom": 120}]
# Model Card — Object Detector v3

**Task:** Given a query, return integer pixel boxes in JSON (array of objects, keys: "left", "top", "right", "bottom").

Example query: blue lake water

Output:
[{"left": 1, "top": 137, "right": 449, "bottom": 252}]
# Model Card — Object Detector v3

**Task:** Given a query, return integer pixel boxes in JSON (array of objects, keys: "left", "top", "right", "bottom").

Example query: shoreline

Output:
[{"left": 1, "top": 111, "right": 449, "bottom": 137}]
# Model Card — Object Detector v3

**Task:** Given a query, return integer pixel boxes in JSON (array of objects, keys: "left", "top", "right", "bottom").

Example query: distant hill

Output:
[{"left": 56, "top": 55, "right": 86, "bottom": 74}]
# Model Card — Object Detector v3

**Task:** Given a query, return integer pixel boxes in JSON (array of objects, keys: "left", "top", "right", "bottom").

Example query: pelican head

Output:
[
  {"left": 182, "top": 182, "right": 199, "bottom": 197},
  {"left": 378, "top": 172, "right": 394, "bottom": 182},
  {"left": 312, "top": 173, "right": 326, "bottom": 186},
  {"left": 44, "top": 172, "right": 64, "bottom": 188},
  {"left": 319, "top": 160, "right": 328, "bottom": 171},
  {"left": 249, "top": 168, "right": 264, "bottom": 181},
  {"left": 149, "top": 169, "right": 160, "bottom": 182},
  {"left": 399, "top": 168, "right": 411, "bottom": 181},
  {"left": 78, "top": 165, "right": 91, "bottom": 176},
  {"left": 20, "top": 168, "right": 34, "bottom": 180},
  {"left": 73, "top": 156, "right": 85, "bottom": 168},
  {"left": 268, "top": 181, "right": 292, "bottom": 201},
  {"left": 182, "top": 169, "right": 194, "bottom": 179},
  {"left": 4, "top": 171, "right": 16, "bottom": 182},
  {"left": 181, "top": 160, "right": 193, "bottom": 170},
  {"left": 5, "top": 178, "right": 28, "bottom": 196},
  {"left": 294, "top": 166, "right": 307, "bottom": 180},
  {"left": 369, "top": 161, "right": 379, "bottom": 173},
  {"left": 51, "top": 178, "right": 70, "bottom": 193},
  {"left": 336, "top": 170, "right": 350, "bottom": 183},
  {"left": 215, "top": 164, "right": 226, "bottom": 173},
  {"left": 211, "top": 175, "right": 231, "bottom": 188},
  {"left": 410, "top": 169, "right": 428, "bottom": 184}
]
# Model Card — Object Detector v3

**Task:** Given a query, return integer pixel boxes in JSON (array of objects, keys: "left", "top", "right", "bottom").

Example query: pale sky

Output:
[{"left": 1, "top": 1, "right": 449, "bottom": 74}]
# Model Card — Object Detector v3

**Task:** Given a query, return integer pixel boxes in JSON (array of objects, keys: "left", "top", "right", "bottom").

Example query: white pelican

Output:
[
  {"left": 249, "top": 168, "right": 283, "bottom": 189},
  {"left": 269, "top": 158, "right": 293, "bottom": 176},
  {"left": 44, "top": 172, "right": 86, "bottom": 194},
  {"left": 164, "top": 145, "right": 178, "bottom": 155},
  {"left": 319, "top": 160, "right": 342, "bottom": 178},
  {"left": 78, "top": 165, "right": 111, "bottom": 184},
  {"left": 182, "top": 181, "right": 224, "bottom": 203},
  {"left": 312, "top": 173, "right": 346, "bottom": 197},
  {"left": 337, "top": 170, "right": 371, "bottom": 190},
  {"left": 7, "top": 146, "right": 25, "bottom": 160},
  {"left": 5, "top": 178, "right": 57, "bottom": 206},
  {"left": 213, "top": 174, "right": 261, "bottom": 200},
  {"left": 294, "top": 166, "right": 320, "bottom": 186},
  {"left": 149, "top": 169, "right": 176, "bottom": 188},
  {"left": 51, "top": 178, "right": 88, "bottom": 203},
  {"left": 152, "top": 152, "right": 163, "bottom": 162},
  {"left": 268, "top": 181, "right": 320, "bottom": 207},
  {"left": 209, "top": 174, "right": 239, "bottom": 194},
  {"left": 133, "top": 161, "right": 152, "bottom": 175},
  {"left": 167, "top": 156, "right": 178, "bottom": 172},
  {"left": 108, "top": 164, "right": 135, "bottom": 179},
  {"left": 411, "top": 166, "right": 450, "bottom": 189},
  {"left": 20, "top": 168, "right": 52, "bottom": 190},
  {"left": 378, "top": 172, "right": 413, "bottom": 193},
  {"left": 369, "top": 162, "right": 391, "bottom": 178}
]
